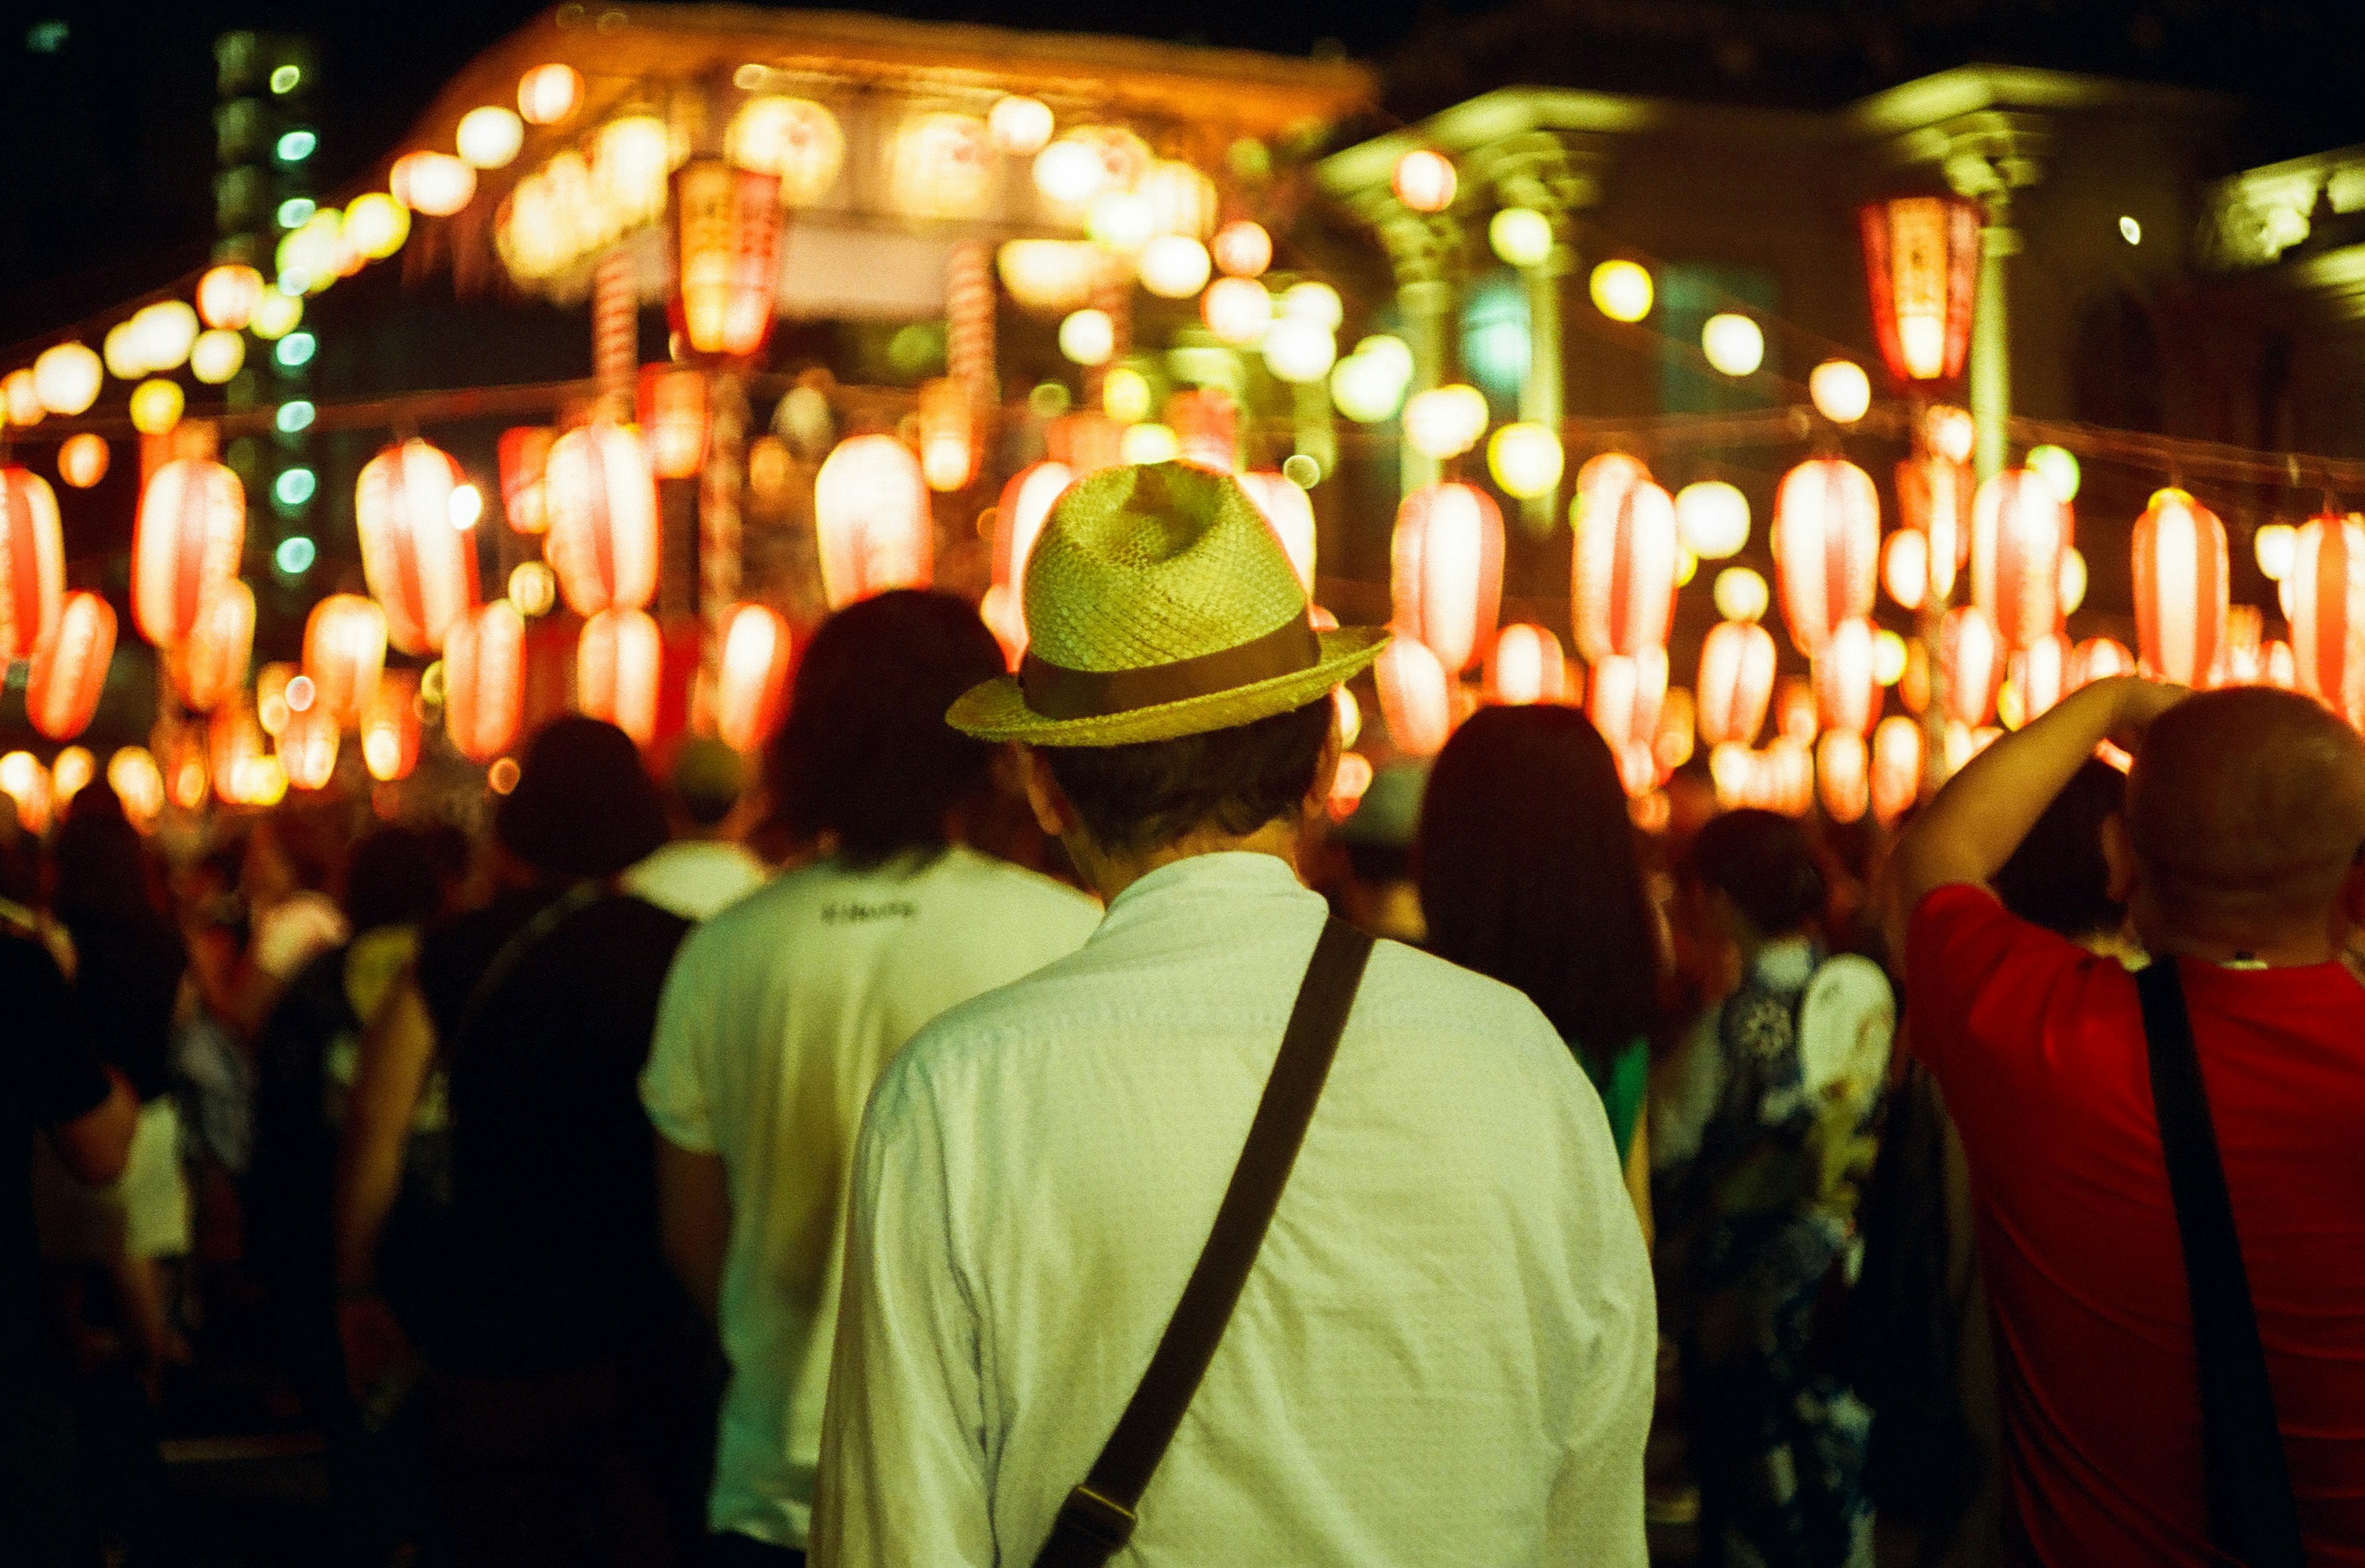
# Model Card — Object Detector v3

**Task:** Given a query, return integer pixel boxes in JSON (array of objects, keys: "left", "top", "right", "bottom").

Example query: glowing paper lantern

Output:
[
  {"left": 1485, "top": 624, "right": 1569, "bottom": 705},
  {"left": 1262, "top": 317, "right": 1336, "bottom": 384},
  {"left": 716, "top": 603, "right": 794, "bottom": 753},
  {"left": 190, "top": 329, "right": 244, "bottom": 385},
  {"left": 815, "top": 434, "right": 932, "bottom": 610},
  {"left": 1211, "top": 220, "right": 1272, "bottom": 278},
  {"left": 457, "top": 105, "right": 525, "bottom": 170},
  {"left": 3, "top": 370, "right": 42, "bottom": 425},
  {"left": 1697, "top": 619, "right": 1777, "bottom": 747},
  {"left": 518, "top": 63, "right": 584, "bottom": 126},
  {"left": 445, "top": 602, "right": 525, "bottom": 763},
  {"left": 1487, "top": 423, "right": 1564, "bottom": 499},
  {"left": 987, "top": 95, "right": 1053, "bottom": 156},
  {"left": 1818, "top": 730, "right": 1870, "bottom": 823},
  {"left": 499, "top": 427, "right": 555, "bottom": 534},
  {"left": 1139, "top": 235, "right": 1211, "bottom": 299},
  {"left": 301, "top": 594, "right": 388, "bottom": 726},
  {"left": 637, "top": 366, "right": 710, "bottom": 479},
  {"left": 1715, "top": 566, "right": 1770, "bottom": 624},
  {"left": 1391, "top": 150, "right": 1457, "bottom": 212},
  {"left": 129, "top": 379, "right": 184, "bottom": 435},
  {"left": 888, "top": 111, "right": 995, "bottom": 220},
  {"left": 253, "top": 290, "right": 301, "bottom": 341},
  {"left": 1569, "top": 455, "right": 1678, "bottom": 663},
  {"left": 1971, "top": 467, "right": 2069, "bottom": 650},
  {"left": 576, "top": 607, "right": 662, "bottom": 748},
  {"left": 1590, "top": 261, "right": 1654, "bottom": 323},
  {"left": 51, "top": 746, "right": 92, "bottom": 810},
  {"left": 2067, "top": 636, "right": 2135, "bottom": 693},
  {"left": 1401, "top": 384, "right": 1489, "bottom": 461},
  {"left": 1883, "top": 529, "right": 1929, "bottom": 611},
  {"left": 198, "top": 264, "right": 265, "bottom": 330},
  {"left": 133, "top": 458, "right": 245, "bottom": 647},
  {"left": 2009, "top": 631, "right": 2070, "bottom": 724},
  {"left": 107, "top": 748, "right": 164, "bottom": 823},
  {"left": 2286, "top": 511, "right": 2365, "bottom": 725},
  {"left": 1814, "top": 618, "right": 1883, "bottom": 735},
  {"left": 57, "top": 434, "right": 107, "bottom": 490},
  {"left": 916, "top": 379, "right": 976, "bottom": 493},
  {"left": 343, "top": 193, "right": 411, "bottom": 261},
  {"left": 1772, "top": 457, "right": 1880, "bottom": 657},
  {"left": 1589, "top": 649, "right": 1670, "bottom": 796},
  {"left": 361, "top": 672, "right": 421, "bottom": 782},
  {"left": 0, "top": 753, "right": 49, "bottom": 836},
  {"left": 180, "top": 580, "right": 254, "bottom": 713},
  {"left": 673, "top": 158, "right": 784, "bottom": 360},
  {"left": 1328, "top": 751, "right": 1374, "bottom": 820},
  {"left": 33, "top": 343, "right": 102, "bottom": 417},
  {"left": 1374, "top": 637, "right": 1453, "bottom": 757},
  {"left": 1859, "top": 194, "right": 1982, "bottom": 382},
  {"left": 1234, "top": 471, "right": 1317, "bottom": 594},
  {"left": 1202, "top": 277, "right": 1272, "bottom": 346},
  {"left": 25, "top": 592, "right": 115, "bottom": 742},
  {"left": 357, "top": 438, "right": 480, "bottom": 655},
  {"left": 1675, "top": 480, "right": 1749, "bottom": 560},
  {"left": 1871, "top": 716, "right": 1923, "bottom": 823},
  {"left": 1489, "top": 208, "right": 1554, "bottom": 269},
  {"left": 131, "top": 302, "right": 199, "bottom": 373},
  {"left": 1058, "top": 309, "right": 1115, "bottom": 366},
  {"left": 1897, "top": 455, "right": 1973, "bottom": 603},
  {"left": 2255, "top": 522, "right": 2298, "bottom": 581},
  {"left": 545, "top": 423, "right": 661, "bottom": 616},
  {"left": 1939, "top": 605, "right": 2005, "bottom": 727},
  {"left": 2130, "top": 488, "right": 2230, "bottom": 686},
  {"left": 279, "top": 705, "right": 339, "bottom": 791},
  {"left": 1700, "top": 314, "right": 1764, "bottom": 377},
  {"left": 987, "top": 459, "right": 1075, "bottom": 662},
  {"left": 1391, "top": 482, "right": 1505, "bottom": 675},
  {"left": 390, "top": 151, "right": 476, "bottom": 217},
  {"left": 0, "top": 468, "right": 64, "bottom": 661},
  {"left": 1167, "top": 389, "right": 1237, "bottom": 472},
  {"left": 726, "top": 96, "right": 844, "bottom": 206},
  {"left": 1809, "top": 360, "right": 1872, "bottom": 424}
]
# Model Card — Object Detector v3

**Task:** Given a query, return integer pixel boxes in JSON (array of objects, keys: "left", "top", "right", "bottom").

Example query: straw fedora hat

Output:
[{"left": 948, "top": 463, "right": 1388, "bottom": 746}]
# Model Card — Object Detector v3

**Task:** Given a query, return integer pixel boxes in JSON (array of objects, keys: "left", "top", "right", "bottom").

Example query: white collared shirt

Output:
[
  {"left": 621, "top": 838, "right": 773, "bottom": 921},
  {"left": 814, "top": 851, "right": 1656, "bottom": 1568}
]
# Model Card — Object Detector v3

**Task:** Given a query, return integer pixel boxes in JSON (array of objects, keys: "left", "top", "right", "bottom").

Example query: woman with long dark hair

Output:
[{"left": 1417, "top": 705, "right": 1659, "bottom": 1225}]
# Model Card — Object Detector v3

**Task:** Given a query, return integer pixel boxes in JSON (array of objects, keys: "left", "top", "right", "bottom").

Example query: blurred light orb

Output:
[
  {"left": 507, "top": 560, "right": 557, "bottom": 616},
  {"left": 285, "top": 674, "right": 316, "bottom": 713},
  {"left": 2060, "top": 546, "right": 2089, "bottom": 613},
  {"left": 275, "top": 331, "right": 317, "bottom": 368},
  {"left": 1211, "top": 220, "right": 1272, "bottom": 278},
  {"left": 1489, "top": 206, "right": 1555, "bottom": 268},
  {"left": 1874, "top": 629, "right": 1910, "bottom": 686},
  {"left": 1676, "top": 547, "right": 1699, "bottom": 587},
  {"left": 1486, "top": 422, "right": 1564, "bottom": 499},
  {"left": 1262, "top": 316, "right": 1336, "bottom": 384},
  {"left": 275, "top": 536, "right": 316, "bottom": 574},
  {"left": 1353, "top": 334, "right": 1415, "bottom": 389},
  {"left": 1401, "top": 383, "right": 1489, "bottom": 460},
  {"left": 277, "top": 197, "right": 317, "bottom": 230},
  {"left": 1120, "top": 422, "right": 1180, "bottom": 465},
  {"left": 1330, "top": 350, "right": 1406, "bottom": 424},
  {"left": 1201, "top": 277, "right": 1272, "bottom": 346},
  {"left": 1138, "top": 235, "right": 1211, "bottom": 299},
  {"left": 2027, "top": 443, "right": 2081, "bottom": 503},
  {"left": 1926, "top": 404, "right": 1976, "bottom": 463},
  {"left": 34, "top": 342, "right": 103, "bottom": 416},
  {"left": 129, "top": 379, "right": 184, "bottom": 435},
  {"left": 488, "top": 756, "right": 520, "bottom": 793},
  {"left": 1391, "top": 149, "right": 1456, "bottom": 212},
  {"left": 198, "top": 264, "right": 265, "bottom": 330},
  {"left": 275, "top": 467, "right": 317, "bottom": 506},
  {"left": 1590, "top": 260, "right": 1654, "bottom": 323},
  {"left": 1282, "top": 452, "right": 1322, "bottom": 488},
  {"left": 1702, "top": 313, "right": 1765, "bottom": 377},
  {"left": 104, "top": 321, "right": 148, "bottom": 381},
  {"left": 517, "top": 63, "right": 583, "bottom": 126},
  {"left": 58, "top": 434, "right": 108, "bottom": 489},
  {"left": 987, "top": 95, "right": 1054, "bottom": 156},
  {"left": 1809, "top": 359, "right": 1872, "bottom": 424},
  {"left": 1280, "top": 281, "right": 1343, "bottom": 331},
  {"left": 392, "top": 151, "right": 477, "bottom": 217},
  {"left": 449, "top": 482, "right": 484, "bottom": 530},
  {"left": 343, "top": 192, "right": 411, "bottom": 259},
  {"left": 2254, "top": 522, "right": 2297, "bottom": 581},
  {"left": 190, "top": 329, "right": 245, "bottom": 384},
  {"left": 1101, "top": 367, "right": 1152, "bottom": 424},
  {"left": 253, "top": 291, "right": 302, "bottom": 340},
  {"left": 1715, "top": 565, "right": 1771, "bottom": 623},
  {"left": 277, "top": 400, "right": 315, "bottom": 434},
  {"left": 1032, "top": 139, "right": 1106, "bottom": 206},
  {"left": 132, "top": 301, "right": 200, "bottom": 372},
  {"left": 1087, "top": 190, "right": 1154, "bottom": 253},
  {"left": 1675, "top": 480, "right": 1750, "bottom": 560},
  {"left": 1058, "top": 309, "right": 1115, "bottom": 366},
  {"left": 2119, "top": 215, "right": 2142, "bottom": 245},
  {"left": 457, "top": 104, "right": 525, "bottom": 168}
]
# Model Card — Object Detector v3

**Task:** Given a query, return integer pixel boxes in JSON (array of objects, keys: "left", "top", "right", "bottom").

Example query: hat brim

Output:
[{"left": 948, "top": 626, "right": 1391, "bottom": 746}]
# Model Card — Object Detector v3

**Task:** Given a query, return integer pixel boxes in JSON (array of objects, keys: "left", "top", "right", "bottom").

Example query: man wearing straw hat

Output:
[{"left": 812, "top": 464, "right": 1654, "bottom": 1567}]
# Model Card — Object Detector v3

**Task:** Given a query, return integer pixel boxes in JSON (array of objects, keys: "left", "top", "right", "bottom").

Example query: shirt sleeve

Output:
[
  {"left": 14, "top": 939, "right": 112, "bottom": 1131},
  {"left": 1904, "top": 883, "right": 2087, "bottom": 1088},
  {"left": 811, "top": 1050, "right": 993, "bottom": 1568},
  {"left": 639, "top": 936, "right": 717, "bottom": 1155}
]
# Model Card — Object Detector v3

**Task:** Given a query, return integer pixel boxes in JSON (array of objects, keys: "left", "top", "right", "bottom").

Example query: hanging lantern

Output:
[
  {"left": 57, "top": 434, "right": 108, "bottom": 490},
  {"left": 132, "top": 458, "right": 245, "bottom": 647},
  {"left": 2066, "top": 636, "right": 2136, "bottom": 693},
  {"left": 1870, "top": 716, "right": 1923, "bottom": 824},
  {"left": 190, "top": 330, "right": 244, "bottom": 385},
  {"left": 279, "top": 705, "right": 339, "bottom": 791},
  {"left": 107, "top": 747, "right": 164, "bottom": 824},
  {"left": 916, "top": 378, "right": 977, "bottom": 493},
  {"left": 983, "top": 461, "right": 1075, "bottom": 665},
  {"left": 716, "top": 603, "right": 794, "bottom": 753},
  {"left": 1167, "top": 390, "right": 1237, "bottom": 473},
  {"left": 1697, "top": 619, "right": 1777, "bottom": 747},
  {"left": 390, "top": 150, "right": 477, "bottom": 217},
  {"left": 180, "top": 580, "right": 254, "bottom": 713},
  {"left": 499, "top": 427, "right": 556, "bottom": 534},
  {"left": 1814, "top": 617, "right": 1882, "bottom": 735},
  {"left": 1046, "top": 413, "right": 1125, "bottom": 475},
  {"left": 33, "top": 343, "right": 102, "bottom": 417},
  {"left": 518, "top": 63, "right": 585, "bottom": 126},
  {"left": 0, "top": 468, "right": 64, "bottom": 661},
  {"left": 301, "top": 594, "right": 388, "bottom": 727},
  {"left": 985, "top": 94, "right": 1053, "bottom": 157},
  {"left": 888, "top": 113, "right": 995, "bottom": 222},
  {"left": 360, "top": 671, "right": 421, "bottom": 782},
  {"left": 25, "top": 592, "right": 114, "bottom": 742},
  {"left": 1939, "top": 605, "right": 2005, "bottom": 726},
  {"left": 1675, "top": 480, "right": 1749, "bottom": 560},
  {"left": 256, "top": 662, "right": 296, "bottom": 736},
  {"left": 1201, "top": 277, "right": 1272, "bottom": 346},
  {"left": 1656, "top": 688, "right": 1698, "bottom": 774},
  {"left": 106, "top": 321, "right": 147, "bottom": 379},
  {"left": 1809, "top": 360, "right": 1872, "bottom": 425},
  {"left": 129, "top": 379, "right": 184, "bottom": 436},
  {"left": 726, "top": 96, "right": 845, "bottom": 205},
  {"left": 545, "top": 422, "right": 661, "bottom": 616},
  {"left": 1391, "top": 150, "right": 1457, "bottom": 212},
  {"left": 1774, "top": 676, "right": 1819, "bottom": 745},
  {"left": 3, "top": 370, "right": 42, "bottom": 425},
  {"left": 1375, "top": 636, "right": 1453, "bottom": 757},
  {"left": 1817, "top": 730, "right": 1870, "bottom": 823},
  {"left": 1234, "top": 471, "right": 1317, "bottom": 594},
  {"left": 1401, "top": 384, "right": 1490, "bottom": 460},
  {"left": 51, "top": 746, "right": 92, "bottom": 810},
  {"left": 636, "top": 366, "right": 711, "bottom": 480},
  {"left": 197, "top": 264, "right": 264, "bottom": 330},
  {"left": 1972, "top": 467, "right": 2070, "bottom": 650},
  {"left": 2287, "top": 511, "right": 2365, "bottom": 725},
  {"left": 1211, "top": 220, "right": 1272, "bottom": 278},
  {"left": 1569, "top": 454, "right": 1678, "bottom": 663},
  {"left": 2008, "top": 631, "right": 2070, "bottom": 724},
  {"left": 1391, "top": 482, "right": 1505, "bottom": 676},
  {"left": 1590, "top": 650, "right": 1670, "bottom": 797},
  {"left": 1487, "top": 423, "right": 1565, "bottom": 499},
  {"left": 1773, "top": 457, "right": 1880, "bottom": 658},
  {"left": 1485, "top": 623, "right": 1569, "bottom": 705},
  {"left": 1898, "top": 458, "right": 1973, "bottom": 605},
  {"left": 576, "top": 606, "right": 663, "bottom": 748},
  {"left": 674, "top": 158, "right": 785, "bottom": 360},
  {"left": 445, "top": 601, "right": 525, "bottom": 763},
  {"left": 1859, "top": 193, "right": 1982, "bottom": 382},
  {"left": 1757, "top": 738, "right": 1813, "bottom": 817},
  {"left": 2130, "top": 488, "right": 2230, "bottom": 687},
  {"left": 1882, "top": 530, "right": 1929, "bottom": 612},
  {"left": 815, "top": 434, "right": 932, "bottom": 611},
  {"left": 357, "top": 438, "right": 480, "bottom": 656}
]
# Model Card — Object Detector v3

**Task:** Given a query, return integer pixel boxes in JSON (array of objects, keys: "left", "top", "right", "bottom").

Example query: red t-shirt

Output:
[{"left": 1907, "top": 884, "right": 2365, "bottom": 1566}]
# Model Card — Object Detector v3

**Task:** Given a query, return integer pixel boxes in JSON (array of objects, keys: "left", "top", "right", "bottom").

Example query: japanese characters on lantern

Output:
[{"left": 1859, "top": 193, "right": 1982, "bottom": 382}]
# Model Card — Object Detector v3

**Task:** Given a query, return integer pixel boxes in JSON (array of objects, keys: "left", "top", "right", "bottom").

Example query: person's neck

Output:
[
  {"left": 1072, "top": 820, "right": 1301, "bottom": 905},
  {"left": 2141, "top": 905, "right": 2346, "bottom": 968}
]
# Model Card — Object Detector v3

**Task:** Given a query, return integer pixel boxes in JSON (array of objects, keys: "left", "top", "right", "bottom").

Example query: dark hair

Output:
[
  {"left": 1993, "top": 758, "right": 2127, "bottom": 939},
  {"left": 498, "top": 716, "right": 668, "bottom": 879},
  {"left": 262, "top": 801, "right": 344, "bottom": 894},
  {"left": 1043, "top": 698, "right": 1333, "bottom": 858},
  {"left": 769, "top": 589, "right": 1006, "bottom": 867},
  {"left": 1687, "top": 807, "right": 1825, "bottom": 938},
  {"left": 1418, "top": 707, "right": 1657, "bottom": 1073},
  {"left": 53, "top": 782, "right": 154, "bottom": 923},
  {"left": 345, "top": 827, "right": 445, "bottom": 934}
]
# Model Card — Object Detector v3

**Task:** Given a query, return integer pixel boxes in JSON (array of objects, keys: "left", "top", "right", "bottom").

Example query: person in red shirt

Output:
[{"left": 1889, "top": 677, "right": 2365, "bottom": 1566}]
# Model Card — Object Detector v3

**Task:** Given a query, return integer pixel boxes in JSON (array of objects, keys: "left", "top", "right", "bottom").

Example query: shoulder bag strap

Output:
[
  {"left": 440, "top": 880, "right": 604, "bottom": 1065},
  {"left": 1033, "top": 915, "right": 1376, "bottom": 1568},
  {"left": 2133, "top": 959, "right": 2306, "bottom": 1568}
]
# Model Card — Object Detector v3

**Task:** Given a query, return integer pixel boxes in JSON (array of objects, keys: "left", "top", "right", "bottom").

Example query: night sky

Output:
[{"left": 5, "top": 0, "right": 2365, "bottom": 354}]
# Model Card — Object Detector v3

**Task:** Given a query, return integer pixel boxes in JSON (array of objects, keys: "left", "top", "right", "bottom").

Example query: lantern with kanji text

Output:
[
  {"left": 26, "top": 591, "right": 114, "bottom": 742},
  {"left": 546, "top": 423, "right": 661, "bottom": 616},
  {"left": 673, "top": 159, "right": 785, "bottom": 362},
  {"left": 577, "top": 607, "right": 662, "bottom": 748},
  {"left": 1773, "top": 457, "right": 1879, "bottom": 658},
  {"left": 1390, "top": 482, "right": 1503, "bottom": 676},
  {"left": 133, "top": 458, "right": 244, "bottom": 647},
  {"left": 357, "top": 438, "right": 480, "bottom": 656},
  {"left": 444, "top": 601, "right": 525, "bottom": 764}
]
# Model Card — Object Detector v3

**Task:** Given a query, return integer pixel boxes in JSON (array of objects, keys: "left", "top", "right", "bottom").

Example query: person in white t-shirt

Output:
[
  {"left": 642, "top": 590, "right": 1101, "bottom": 1566},
  {"left": 624, "top": 737, "right": 773, "bottom": 921}
]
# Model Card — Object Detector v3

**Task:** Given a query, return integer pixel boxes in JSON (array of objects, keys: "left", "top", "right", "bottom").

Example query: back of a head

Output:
[
  {"left": 770, "top": 589, "right": 1006, "bottom": 867},
  {"left": 498, "top": 716, "right": 669, "bottom": 880},
  {"left": 1043, "top": 700, "right": 1335, "bottom": 859},
  {"left": 2127, "top": 687, "right": 2365, "bottom": 945},
  {"left": 668, "top": 736, "right": 745, "bottom": 830},
  {"left": 54, "top": 780, "right": 151, "bottom": 922},
  {"left": 345, "top": 826, "right": 445, "bottom": 934},
  {"left": 1419, "top": 706, "right": 1657, "bottom": 1064},
  {"left": 1688, "top": 807, "right": 1825, "bottom": 940},
  {"left": 1994, "top": 758, "right": 2127, "bottom": 940}
]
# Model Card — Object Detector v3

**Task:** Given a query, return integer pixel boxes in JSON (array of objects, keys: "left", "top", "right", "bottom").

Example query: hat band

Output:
[{"left": 1020, "top": 613, "right": 1322, "bottom": 722}]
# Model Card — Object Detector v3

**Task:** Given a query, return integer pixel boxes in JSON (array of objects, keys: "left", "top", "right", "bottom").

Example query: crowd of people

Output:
[{"left": 5, "top": 460, "right": 2361, "bottom": 1568}]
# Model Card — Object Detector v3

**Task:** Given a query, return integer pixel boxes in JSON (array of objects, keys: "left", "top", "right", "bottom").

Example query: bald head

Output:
[{"left": 2126, "top": 687, "right": 2365, "bottom": 944}]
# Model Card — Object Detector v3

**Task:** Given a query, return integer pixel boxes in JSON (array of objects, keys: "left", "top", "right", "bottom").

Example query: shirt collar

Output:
[{"left": 1101, "top": 850, "right": 1311, "bottom": 927}]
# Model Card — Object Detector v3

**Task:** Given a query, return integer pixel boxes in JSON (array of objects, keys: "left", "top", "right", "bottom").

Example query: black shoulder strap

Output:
[
  {"left": 2133, "top": 960, "right": 2307, "bottom": 1568},
  {"left": 441, "top": 881, "right": 603, "bottom": 1064},
  {"left": 1033, "top": 916, "right": 1377, "bottom": 1568}
]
